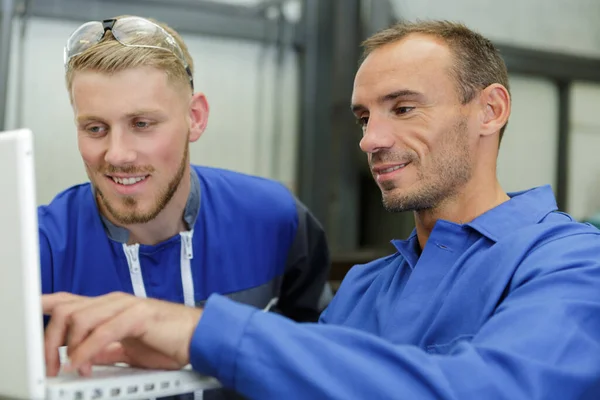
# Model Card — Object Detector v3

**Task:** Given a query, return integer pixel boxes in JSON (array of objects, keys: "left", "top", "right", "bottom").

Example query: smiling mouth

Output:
[
  {"left": 378, "top": 164, "right": 408, "bottom": 174},
  {"left": 108, "top": 176, "right": 149, "bottom": 186}
]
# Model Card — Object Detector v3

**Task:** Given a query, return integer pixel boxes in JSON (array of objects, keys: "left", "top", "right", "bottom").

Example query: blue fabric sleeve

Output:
[
  {"left": 39, "top": 228, "right": 53, "bottom": 295},
  {"left": 190, "top": 294, "right": 257, "bottom": 387},
  {"left": 278, "top": 198, "right": 332, "bottom": 322},
  {"left": 190, "top": 235, "right": 600, "bottom": 400},
  {"left": 39, "top": 225, "right": 53, "bottom": 328}
]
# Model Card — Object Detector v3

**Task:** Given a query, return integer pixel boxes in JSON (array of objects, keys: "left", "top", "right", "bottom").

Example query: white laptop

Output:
[{"left": 0, "top": 129, "right": 221, "bottom": 400}]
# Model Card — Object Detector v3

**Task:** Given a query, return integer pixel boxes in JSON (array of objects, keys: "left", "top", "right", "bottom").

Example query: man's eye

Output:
[
  {"left": 394, "top": 106, "right": 415, "bottom": 115},
  {"left": 134, "top": 121, "right": 150, "bottom": 129},
  {"left": 356, "top": 117, "right": 369, "bottom": 127},
  {"left": 87, "top": 126, "right": 106, "bottom": 135}
]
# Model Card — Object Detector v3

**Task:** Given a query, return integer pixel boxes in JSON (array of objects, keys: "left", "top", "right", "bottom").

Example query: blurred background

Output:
[{"left": 1, "top": 0, "right": 600, "bottom": 284}]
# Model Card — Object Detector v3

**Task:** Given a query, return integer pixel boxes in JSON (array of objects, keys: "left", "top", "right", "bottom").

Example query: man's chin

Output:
[
  {"left": 380, "top": 185, "right": 403, "bottom": 199},
  {"left": 381, "top": 189, "right": 418, "bottom": 213},
  {"left": 108, "top": 210, "right": 153, "bottom": 226},
  {"left": 101, "top": 199, "right": 145, "bottom": 224}
]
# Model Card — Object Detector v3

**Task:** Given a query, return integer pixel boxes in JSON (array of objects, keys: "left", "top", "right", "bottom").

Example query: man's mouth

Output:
[
  {"left": 378, "top": 164, "right": 408, "bottom": 174},
  {"left": 373, "top": 162, "right": 409, "bottom": 174},
  {"left": 108, "top": 176, "right": 148, "bottom": 186}
]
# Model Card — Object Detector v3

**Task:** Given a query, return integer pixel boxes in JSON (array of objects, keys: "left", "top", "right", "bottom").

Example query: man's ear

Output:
[
  {"left": 189, "top": 92, "right": 209, "bottom": 142},
  {"left": 479, "top": 83, "right": 510, "bottom": 138}
]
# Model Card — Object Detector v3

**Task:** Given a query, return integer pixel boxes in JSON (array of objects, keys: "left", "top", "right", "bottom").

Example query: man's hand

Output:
[{"left": 42, "top": 292, "right": 203, "bottom": 377}]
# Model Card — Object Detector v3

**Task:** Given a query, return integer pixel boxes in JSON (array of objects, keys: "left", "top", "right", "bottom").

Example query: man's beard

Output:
[
  {"left": 378, "top": 118, "right": 472, "bottom": 213},
  {"left": 96, "top": 144, "right": 189, "bottom": 225}
]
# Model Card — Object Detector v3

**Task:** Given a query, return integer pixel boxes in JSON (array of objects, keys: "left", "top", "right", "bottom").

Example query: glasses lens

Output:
[
  {"left": 112, "top": 17, "right": 187, "bottom": 65},
  {"left": 65, "top": 21, "right": 104, "bottom": 63}
]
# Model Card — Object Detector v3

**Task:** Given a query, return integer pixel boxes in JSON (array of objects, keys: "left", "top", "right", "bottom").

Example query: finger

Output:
[
  {"left": 89, "top": 342, "right": 129, "bottom": 366},
  {"left": 42, "top": 292, "right": 84, "bottom": 315},
  {"left": 89, "top": 340, "right": 179, "bottom": 370},
  {"left": 44, "top": 298, "right": 92, "bottom": 376},
  {"left": 45, "top": 293, "right": 135, "bottom": 376},
  {"left": 68, "top": 302, "right": 150, "bottom": 371},
  {"left": 46, "top": 293, "right": 127, "bottom": 375},
  {"left": 45, "top": 348, "right": 61, "bottom": 377},
  {"left": 66, "top": 294, "right": 138, "bottom": 354},
  {"left": 76, "top": 362, "right": 92, "bottom": 377},
  {"left": 118, "top": 339, "right": 181, "bottom": 370}
]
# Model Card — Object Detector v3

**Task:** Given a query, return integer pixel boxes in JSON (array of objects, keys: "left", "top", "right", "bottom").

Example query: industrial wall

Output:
[{"left": 4, "top": 0, "right": 600, "bottom": 222}]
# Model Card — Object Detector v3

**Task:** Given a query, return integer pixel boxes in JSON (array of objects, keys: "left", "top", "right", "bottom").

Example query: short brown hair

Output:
[
  {"left": 65, "top": 16, "right": 194, "bottom": 95},
  {"left": 362, "top": 20, "right": 510, "bottom": 140}
]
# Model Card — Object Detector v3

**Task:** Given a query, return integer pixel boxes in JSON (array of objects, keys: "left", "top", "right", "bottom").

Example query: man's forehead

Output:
[
  {"left": 361, "top": 34, "right": 452, "bottom": 72},
  {"left": 352, "top": 35, "right": 453, "bottom": 102},
  {"left": 70, "top": 68, "right": 181, "bottom": 113}
]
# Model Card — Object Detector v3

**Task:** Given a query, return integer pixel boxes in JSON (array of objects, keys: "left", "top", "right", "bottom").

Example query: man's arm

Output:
[
  {"left": 190, "top": 233, "right": 600, "bottom": 400},
  {"left": 276, "top": 198, "right": 332, "bottom": 322},
  {"left": 44, "top": 233, "right": 600, "bottom": 399}
]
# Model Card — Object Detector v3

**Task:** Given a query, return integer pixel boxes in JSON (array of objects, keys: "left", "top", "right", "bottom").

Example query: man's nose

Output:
[
  {"left": 104, "top": 129, "right": 137, "bottom": 166},
  {"left": 359, "top": 117, "right": 395, "bottom": 154}
]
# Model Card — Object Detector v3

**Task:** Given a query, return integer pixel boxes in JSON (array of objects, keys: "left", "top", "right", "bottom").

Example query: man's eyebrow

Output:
[
  {"left": 76, "top": 115, "right": 105, "bottom": 125},
  {"left": 124, "top": 109, "right": 164, "bottom": 119},
  {"left": 76, "top": 110, "right": 166, "bottom": 124},
  {"left": 351, "top": 89, "right": 426, "bottom": 114},
  {"left": 351, "top": 103, "right": 367, "bottom": 114},
  {"left": 378, "top": 89, "right": 425, "bottom": 103}
]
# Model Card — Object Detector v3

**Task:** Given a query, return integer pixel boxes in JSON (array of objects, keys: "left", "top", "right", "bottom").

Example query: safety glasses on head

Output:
[{"left": 63, "top": 16, "right": 194, "bottom": 90}]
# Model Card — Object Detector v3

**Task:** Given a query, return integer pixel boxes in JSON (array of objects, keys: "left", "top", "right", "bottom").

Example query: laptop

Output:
[{"left": 0, "top": 129, "right": 221, "bottom": 400}]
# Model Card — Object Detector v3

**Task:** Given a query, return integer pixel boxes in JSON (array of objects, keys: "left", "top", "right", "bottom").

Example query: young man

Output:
[
  {"left": 44, "top": 21, "right": 600, "bottom": 400},
  {"left": 40, "top": 17, "right": 331, "bottom": 323}
]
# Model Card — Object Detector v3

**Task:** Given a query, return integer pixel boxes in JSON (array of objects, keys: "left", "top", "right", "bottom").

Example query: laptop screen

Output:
[{"left": 0, "top": 129, "right": 46, "bottom": 399}]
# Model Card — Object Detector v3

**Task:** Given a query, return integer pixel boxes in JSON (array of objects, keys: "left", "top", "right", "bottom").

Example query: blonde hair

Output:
[{"left": 65, "top": 16, "right": 194, "bottom": 93}]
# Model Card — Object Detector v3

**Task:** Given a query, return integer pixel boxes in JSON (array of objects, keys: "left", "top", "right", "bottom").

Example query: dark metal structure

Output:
[
  {"left": 0, "top": 0, "right": 15, "bottom": 131},
  {"left": 498, "top": 45, "right": 600, "bottom": 212}
]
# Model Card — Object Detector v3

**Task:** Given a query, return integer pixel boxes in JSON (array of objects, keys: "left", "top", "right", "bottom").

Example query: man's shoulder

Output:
[
  {"left": 534, "top": 216, "right": 600, "bottom": 259},
  {"left": 39, "top": 182, "right": 93, "bottom": 211},
  {"left": 192, "top": 165, "right": 297, "bottom": 215},
  {"left": 492, "top": 213, "right": 600, "bottom": 283},
  {"left": 512, "top": 211, "right": 600, "bottom": 247},
  {"left": 38, "top": 183, "right": 94, "bottom": 232},
  {"left": 192, "top": 164, "right": 287, "bottom": 190}
]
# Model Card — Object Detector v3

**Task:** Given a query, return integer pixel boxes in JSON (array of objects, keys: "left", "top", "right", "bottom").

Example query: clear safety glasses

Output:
[{"left": 63, "top": 16, "right": 194, "bottom": 90}]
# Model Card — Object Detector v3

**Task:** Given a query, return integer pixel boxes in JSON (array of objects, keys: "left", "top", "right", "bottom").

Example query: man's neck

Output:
[
  {"left": 413, "top": 177, "right": 509, "bottom": 251},
  {"left": 126, "top": 214, "right": 189, "bottom": 246}
]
